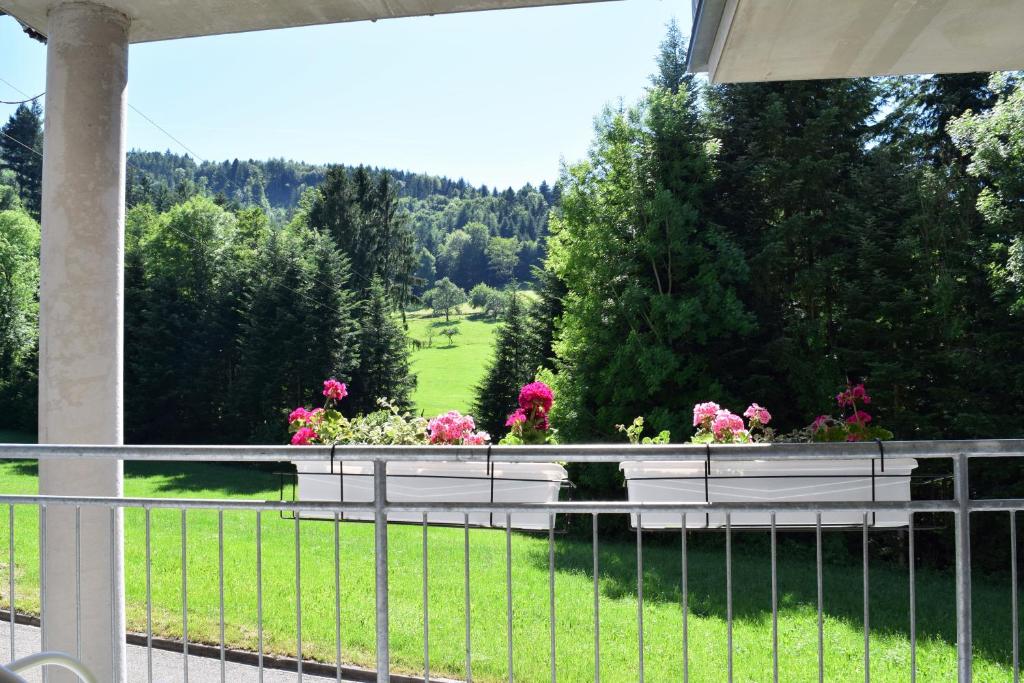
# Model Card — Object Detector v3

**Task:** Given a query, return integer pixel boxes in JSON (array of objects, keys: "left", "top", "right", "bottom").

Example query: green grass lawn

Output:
[
  {"left": 405, "top": 308, "right": 499, "bottom": 417},
  {"left": 1, "top": 459, "right": 1020, "bottom": 681}
]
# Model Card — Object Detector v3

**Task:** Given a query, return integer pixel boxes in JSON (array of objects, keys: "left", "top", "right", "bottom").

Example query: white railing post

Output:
[
  {"left": 954, "top": 453, "right": 972, "bottom": 681},
  {"left": 374, "top": 460, "right": 390, "bottom": 682}
]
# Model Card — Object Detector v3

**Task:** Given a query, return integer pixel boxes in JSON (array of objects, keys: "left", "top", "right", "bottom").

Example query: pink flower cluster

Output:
[
  {"left": 693, "top": 402, "right": 720, "bottom": 427},
  {"left": 711, "top": 410, "right": 746, "bottom": 440},
  {"left": 836, "top": 383, "right": 870, "bottom": 408},
  {"left": 518, "top": 382, "right": 554, "bottom": 415},
  {"left": 693, "top": 401, "right": 771, "bottom": 443},
  {"left": 291, "top": 427, "right": 317, "bottom": 446},
  {"left": 427, "top": 411, "right": 490, "bottom": 445},
  {"left": 323, "top": 379, "right": 348, "bottom": 401},
  {"left": 506, "top": 382, "right": 555, "bottom": 433},
  {"left": 743, "top": 403, "right": 772, "bottom": 426},
  {"left": 813, "top": 383, "right": 879, "bottom": 442}
]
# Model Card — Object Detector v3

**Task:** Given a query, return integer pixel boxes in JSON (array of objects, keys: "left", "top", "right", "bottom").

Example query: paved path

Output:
[{"left": 0, "top": 620, "right": 341, "bottom": 682}]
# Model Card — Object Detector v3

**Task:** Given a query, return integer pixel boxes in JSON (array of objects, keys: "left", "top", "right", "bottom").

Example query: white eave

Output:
[
  {"left": 0, "top": 0, "right": 612, "bottom": 43},
  {"left": 687, "top": 0, "right": 1024, "bottom": 83}
]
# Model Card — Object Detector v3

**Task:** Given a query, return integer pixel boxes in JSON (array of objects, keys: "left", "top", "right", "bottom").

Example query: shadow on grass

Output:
[
  {"left": 125, "top": 460, "right": 284, "bottom": 496},
  {"left": 527, "top": 525, "right": 1020, "bottom": 668}
]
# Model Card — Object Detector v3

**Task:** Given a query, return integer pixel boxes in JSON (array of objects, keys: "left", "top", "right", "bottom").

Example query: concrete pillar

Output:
[{"left": 38, "top": 3, "right": 129, "bottom": 681}]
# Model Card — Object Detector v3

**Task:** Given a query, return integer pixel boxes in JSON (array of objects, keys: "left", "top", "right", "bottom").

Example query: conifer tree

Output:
[
  {"left": 473, "top": 291, "right": 535, "bottom": 435},
  {"left": 0, "top": 103, "right": 43, "bottom": 218},
  {"left": 347, "top": 276, "right": 416, "bottom": 414}
]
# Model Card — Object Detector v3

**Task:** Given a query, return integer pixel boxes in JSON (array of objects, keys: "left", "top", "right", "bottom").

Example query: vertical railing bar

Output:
[
  {"left": 335, "top": 511, "right": 342, "bottom": 683},
  {"left": 863, "top": 513, "right": 870, "bottom": 683},
  {"left": 75, "top": 505, "right": 81, "bottom": 662},
  {"left": 146, "top": 507, "right": 153, "bottom": 683},
  {"left": 295, "top": 513, "right": 303, "bottom": 682},
  {"left": 1012, "top": 510, "right": 1019, "bottom": 683},
  {"left": 506, "top": 519, "right": 514, "bottom": 683},
  {"left": 374, "top": 460, "right": 390, "bottom": 683},
  {"left": 8, "top": 504, "right": 14, "bottom": 661},
  {"left": 816, "top": 512, "right": 824, "bottom": 683},
  {"left": 182, "top": 508, "right": 189, "bottom": 683},
  {"left": 954, "top": 453, "right": 972, "bottom": 682},
  {"left": 257, "top": 510, "right": 264, "bottom": 683},
  {"left": 548, "top": 512, "right": 556, "bottom": 683},
  {"left": 38, "top": 503, "right": 45, "bottom": 682},
  {"left": 909, "top": 513, "right": 916, "bottom": 683},
  {"left": 219, "top": 509, "right": 226, "bottom": 683},
  {"left": 593, "top": 513, "right": 600, "bottom": 683},
  {"left": 771, "top": 512, "right": 778, "bottom": 683},
  {"left": 682, "top": 513, "right": 688, "bottom": 683},
  {"left": 464, "top": 513, "right": 472, "bottom": 683},
  {"left": 637, "top": 513, "right": 644, "bottom": 683},
  {"left": 423, "top": 513, "right": 430, "bottom": 683},
  {"left": 110, "top": 506, "right": 117, "bottom": 683},
  {"left": 726, "top": 512, "right": 733, "bottom": 683}
]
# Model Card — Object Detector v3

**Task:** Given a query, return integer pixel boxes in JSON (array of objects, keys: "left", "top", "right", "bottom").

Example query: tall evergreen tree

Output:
[
  {"left": 473, "top": 291, "right": 535, "bottom": 435},
  {"left": 707, "top": 78, "right": 878, "bottom": 426},
  {"left": 347, "top": 276, "right": 416, "bottom": 414},
  {"left": 549, "top": 83, "right": 752, "bottom": 441},
  {"left": 0, "top": 102, "right": 43, "bottom": 218},
  {"left": 651, "top": 18, "right": 692, "bottom": 96}
]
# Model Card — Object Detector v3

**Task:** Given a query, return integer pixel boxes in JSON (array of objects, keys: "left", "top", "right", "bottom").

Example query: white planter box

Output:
[
  {"left": 293, "top": 460, "right": 568, "bottom": 530},
  {"left": 621, "top": 458, "right": 917, "bottom": 529}
]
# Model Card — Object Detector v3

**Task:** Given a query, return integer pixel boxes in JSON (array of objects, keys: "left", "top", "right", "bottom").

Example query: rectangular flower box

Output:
[
  {"left": 293, "top": 460, "right": 568, "bottom": 530},
  {"left": 620, "top": 458, "right": 917, "bottom": 529}
]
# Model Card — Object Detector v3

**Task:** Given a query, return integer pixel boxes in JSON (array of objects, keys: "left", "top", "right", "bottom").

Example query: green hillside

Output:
[{"left": 405, "top": 309, "right": 499, "bottom": 419}]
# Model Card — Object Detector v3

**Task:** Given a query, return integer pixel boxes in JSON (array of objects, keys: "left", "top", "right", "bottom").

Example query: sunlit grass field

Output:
[
  {"left": 1, "top": 459, "right": 1021, "bottom": 681},
  {"left": 405, "top": 307, "right": 499, "bottom": 418}
]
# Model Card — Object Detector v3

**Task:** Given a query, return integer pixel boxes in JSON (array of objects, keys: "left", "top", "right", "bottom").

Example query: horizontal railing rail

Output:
[
  {"left": 1, "top": 438, "right": 1024, "bottom": 462},
  {"left": 3, "top": 442, "right": 1023, "bottom": 682}
]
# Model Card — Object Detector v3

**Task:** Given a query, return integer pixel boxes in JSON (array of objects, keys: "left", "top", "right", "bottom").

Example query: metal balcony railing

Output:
[{"left": 2, "top": 439, "right": 1024, "bottom": 682}]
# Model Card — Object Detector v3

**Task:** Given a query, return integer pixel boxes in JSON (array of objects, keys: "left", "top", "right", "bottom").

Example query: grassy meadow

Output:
[
  {"left": 1, "top": 459, "right": 1022, "bottom": 681},
  {"left": 405, "top": 307, "right": 499, "bottom": 417}
]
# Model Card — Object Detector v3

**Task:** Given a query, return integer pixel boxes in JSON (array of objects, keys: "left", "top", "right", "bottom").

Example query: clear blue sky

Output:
[{"left": 1, "top": 1, "right": 688, "bottom": 189}]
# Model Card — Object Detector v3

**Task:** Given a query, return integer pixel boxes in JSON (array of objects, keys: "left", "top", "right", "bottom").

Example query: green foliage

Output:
[
  {"left": 424, "top": 277, "right": 466, "bottom": 322},
  {"left": 950, "top": 74, "right": 1024, "bottom": 313},
  {"left": 616, "top": 417, "right": 670, "bottom": 445},
  {"left": 0, "top": 207, "right": 39, "bottom": 431},
  {"left": 290, "top": 398, "right": 428, "bottom": 446},
  {"left": 549, "top": 84, "right": 752, "bottom": 444},
  {"left": 472, "top": 292, "right": 537, "bottom": 436},
  {"left": 347, "top": 276, "right": 416, "bottom": 414},
  {"left": 0, "top": 103, "right": 42, "bottom": 218}
]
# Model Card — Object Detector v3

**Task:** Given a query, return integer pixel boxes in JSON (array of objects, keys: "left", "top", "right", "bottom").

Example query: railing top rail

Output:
[
  {"left": 1, "top": 439, "right": 1023, "bottom": 462},
  {"left": 0, "top": 492, "right": 967, "bottom": 513}
]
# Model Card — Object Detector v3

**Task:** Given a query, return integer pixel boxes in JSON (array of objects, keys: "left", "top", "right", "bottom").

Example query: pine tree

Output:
[
  {"left": 651, "top": 18, "right": 692, "bottom": 96},
  {"left": 473, "top": 291, "right": 535, "bottom": 435},
  {"left": 347, "top": 276, "right": 416, "bottom": 414},
  {"left": 550, "top": 82, "right": 752, "bottom": 441},
  {"left": 0, "top": 103, "right": 43, "bottom": 218}
]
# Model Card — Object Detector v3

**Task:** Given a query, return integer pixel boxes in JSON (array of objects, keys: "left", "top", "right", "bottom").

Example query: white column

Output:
[{"left": 38, "top": 3, "right": 129, "bottom": 681}]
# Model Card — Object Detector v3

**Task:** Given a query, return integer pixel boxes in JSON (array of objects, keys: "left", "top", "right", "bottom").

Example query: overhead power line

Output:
[{"left": 0, "top": 92, "right": 43, "bottom": 105}]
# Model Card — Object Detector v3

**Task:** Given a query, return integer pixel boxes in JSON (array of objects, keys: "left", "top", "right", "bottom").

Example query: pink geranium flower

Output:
[
  {"left": 846, "top": 410, "right": 872, "bottom": 426},
  {"left": 693, "top": 402, "right": 721, "bottom": 427},
  {"left": 811, "top": 415, "right": 830, "bottom": 432},
  {"left": 743, "top": 403, "right": 772, "bottom": 426},
  {"left": 323, "top": 379, "right": 348, "bottom": 401},
  {"left": 518, "top": 382, "right": 554, "bottom": 414},
  {"left": 427, "top": 410, "right": 489, "bottom": 445},
  {"left": 505, "top": 408, "right": 527, "bottom": 427},
  {"left": 290, "top": 427, "right": 318, "bottom": 446},
  {"left": 289, "top": 407, "right": 311, "bottom": 424},
  {"left": 711, "top": 409, "right": 745, "bottom": 439}
]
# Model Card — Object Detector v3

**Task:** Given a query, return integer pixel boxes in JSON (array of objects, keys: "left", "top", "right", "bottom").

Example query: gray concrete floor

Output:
[{"left": 0, "top": 620, "right": 342, "bottom": 682}]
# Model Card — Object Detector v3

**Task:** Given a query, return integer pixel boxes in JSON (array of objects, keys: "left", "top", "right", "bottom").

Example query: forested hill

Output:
[{"left": 126, "top": 151, "right": 558, "bottom": 287}]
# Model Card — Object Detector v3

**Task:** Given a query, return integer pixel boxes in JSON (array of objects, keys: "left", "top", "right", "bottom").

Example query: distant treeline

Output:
[{"left": 126, "top": 151, "right": 557, "bottom": 291}]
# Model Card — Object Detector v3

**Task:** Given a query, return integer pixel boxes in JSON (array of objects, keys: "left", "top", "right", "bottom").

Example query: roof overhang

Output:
[
  {"left": 0, "top": 0, "right": 611, "bottom": 43},
  {"left": 687, "top": 0, "right": 1024, "bottom": 83}
]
